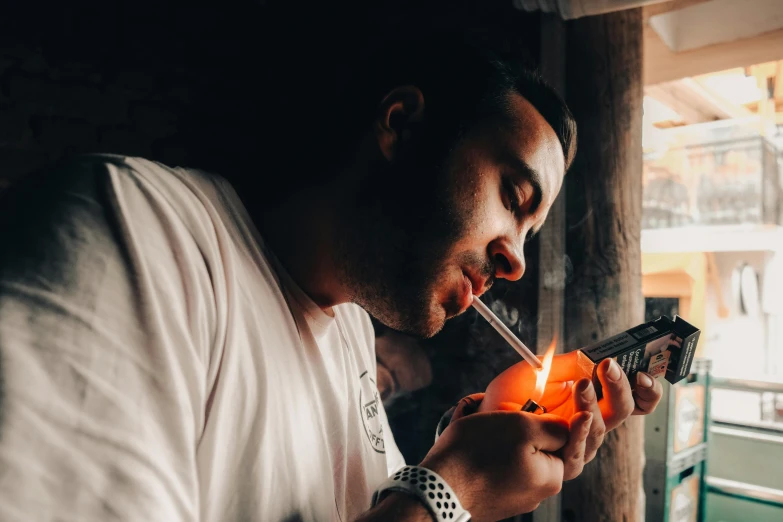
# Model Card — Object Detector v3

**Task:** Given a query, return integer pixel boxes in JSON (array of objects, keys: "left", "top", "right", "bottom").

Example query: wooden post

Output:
[
  {"left": 561, "top": 8, "right": 645, "bottom": 522},
  {"left": 532, "top": 13, "right": 568, "bottom": 522}
]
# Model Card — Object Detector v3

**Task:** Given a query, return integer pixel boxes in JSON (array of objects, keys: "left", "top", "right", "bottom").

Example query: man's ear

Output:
[{"left": 374, "top": 86, "right": 425, "bottom": 161}]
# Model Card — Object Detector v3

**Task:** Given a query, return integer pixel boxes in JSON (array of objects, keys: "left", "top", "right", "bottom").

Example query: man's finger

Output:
[
  {"left": 540, "top": 381, "right": 573, "bottom": 412},
  {"left": 524, "top": 413, "right": 570, "bottom": 453},
  {"left": 632, "top": 372, "right": 663, "bottom": 415},
  {"left": 536, "top": 452, "right": 566, "bottom": 499},
  {"left": 571, "top": 378, "right": 605, "bottom": 462},
  {"left": 546, "top": 351, "right": 595, "bottom": 383},
  {"left": 562, "top": 411, "right": 592, "bottom": 480},
  {"left": 596, "top": 359, "right": 635, "bottom": 431},
  {"left": 453, "top": 393, "right": 485, "bottom": 420},
  {"left": 497, "top": 401, "right": 525, "bottom": 411}
]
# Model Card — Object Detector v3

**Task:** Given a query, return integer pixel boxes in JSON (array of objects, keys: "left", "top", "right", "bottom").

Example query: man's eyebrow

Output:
[{"left": 502, "top": 152, "right": 544, "bottom": 215}]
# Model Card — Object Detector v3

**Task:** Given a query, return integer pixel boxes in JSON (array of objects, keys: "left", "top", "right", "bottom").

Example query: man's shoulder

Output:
[
  {"left": 49, "top": 154, "right": 239, "bottom": 229},
  {"left": 59, "top": 153, "right": 225, "bottom": 200}
]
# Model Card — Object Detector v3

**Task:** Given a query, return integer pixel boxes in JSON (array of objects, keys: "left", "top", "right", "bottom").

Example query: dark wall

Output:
[
  {"left": 0, "top": 0, "right": 541, "bottom": 186},
  {"left": 0, "top": 0, "right": 273, "bottom": 190},
  {"left": 0, "top": 0, "right": 544, "bottom": 464}
]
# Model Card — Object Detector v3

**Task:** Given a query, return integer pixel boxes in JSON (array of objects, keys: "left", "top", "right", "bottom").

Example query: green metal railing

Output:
[{"left": 707, "top": 377, "right": 783, "bottom": 519}]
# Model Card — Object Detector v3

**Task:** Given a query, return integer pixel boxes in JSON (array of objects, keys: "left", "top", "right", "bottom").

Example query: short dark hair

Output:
[
  {"left": 497, "top": 61, "right": 578, "bottom": 171},
  {"left": 341, "top": 34, "right": 577, "bottom": 171},
  {"left": 260, "top": 34, "right": 576, "bottom": 192}
]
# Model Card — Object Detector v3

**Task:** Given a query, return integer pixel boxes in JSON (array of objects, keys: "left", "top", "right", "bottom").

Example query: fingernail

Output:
[
  {"left": 458, "top": 397, "right": 480, "bottom": 415},
  {"left": 583, "top": 412, "right": 593, "bottom": 432},
  {"left": 637, "top": 372, "right": 654, "bottom": 389},
  {"left": 579, "top": 380, "right": 595, "bottom": 401},
  {"left": 606, "top": 359, "right": 622, "bottom": 382}
]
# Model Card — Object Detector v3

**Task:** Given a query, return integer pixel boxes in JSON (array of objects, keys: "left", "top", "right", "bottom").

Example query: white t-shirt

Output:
[{"left": 0, "top": 154, "right": 405, "bottom": 522}]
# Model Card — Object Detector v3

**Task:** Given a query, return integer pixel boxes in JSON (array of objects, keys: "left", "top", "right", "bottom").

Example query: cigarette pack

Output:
[{"left": 579, "top": 316, "right": 701, "bottom": 384}]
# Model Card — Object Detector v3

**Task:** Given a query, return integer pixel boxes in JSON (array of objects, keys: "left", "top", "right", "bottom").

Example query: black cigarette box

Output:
[{"left": 579, "top": 316, "right": 701, "bottom": 384}]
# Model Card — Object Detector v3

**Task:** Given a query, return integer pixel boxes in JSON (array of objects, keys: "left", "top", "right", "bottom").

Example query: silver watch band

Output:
[{"left": 371, "top": 465, "right": 471, "bottom": 521}]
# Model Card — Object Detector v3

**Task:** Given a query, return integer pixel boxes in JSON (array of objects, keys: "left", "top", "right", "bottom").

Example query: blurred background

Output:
[{"left": 636, "top": 4, "right": 783, "bottom": 517}]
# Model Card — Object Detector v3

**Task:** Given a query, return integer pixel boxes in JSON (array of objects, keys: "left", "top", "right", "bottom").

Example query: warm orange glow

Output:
[{"left": 534, "top": 336, "right": 558, "bottom": 401}]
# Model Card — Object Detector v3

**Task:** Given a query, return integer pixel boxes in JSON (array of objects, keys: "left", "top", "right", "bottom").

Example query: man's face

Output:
[{"left": 337, "top": 92, "right": 566, "bottom": 337}]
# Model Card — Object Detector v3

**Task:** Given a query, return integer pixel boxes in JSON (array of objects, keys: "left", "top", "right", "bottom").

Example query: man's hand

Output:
[
  {"left": 417, "top": 410, "right": 584, "bottom": 522},
  {"left": 478, "top": 351, "right": 663, "bottom": 479}
]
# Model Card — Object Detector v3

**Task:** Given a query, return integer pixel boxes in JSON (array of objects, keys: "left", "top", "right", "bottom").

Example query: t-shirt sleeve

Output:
[{"left": 0, "top": 156, "right": 219, "bottom": 521}]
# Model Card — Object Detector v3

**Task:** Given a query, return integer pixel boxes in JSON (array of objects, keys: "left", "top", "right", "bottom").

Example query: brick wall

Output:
[
  {"left": 0, "top": 0, "right": 541, "bottom": 192},
  {"left": 0, "top": 0, "right": 273, "bottom": 191}
]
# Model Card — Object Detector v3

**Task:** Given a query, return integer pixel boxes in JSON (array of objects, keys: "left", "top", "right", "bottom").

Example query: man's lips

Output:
[
  {"left": 454, "top": 271, "right": 490, "bottom": 316},
  {"left": 464, "top": 270, "right": 489, "bottom": 297},
  {"left": 456, "top": 274, "right": 474, "bottom": 315}
]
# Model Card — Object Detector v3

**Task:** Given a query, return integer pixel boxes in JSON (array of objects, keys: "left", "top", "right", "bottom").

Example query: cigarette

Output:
[{"left": 471, "top": 297, "right": 543, "bottom": 370}]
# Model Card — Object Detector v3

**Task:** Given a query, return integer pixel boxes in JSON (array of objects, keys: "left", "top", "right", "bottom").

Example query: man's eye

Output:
[{"left": 502, "top": 177, "right": 522, "bottom": 211}]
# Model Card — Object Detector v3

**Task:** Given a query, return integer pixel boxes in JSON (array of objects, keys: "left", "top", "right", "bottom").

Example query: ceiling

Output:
[
  {"left": 643, "top": 1, "right": 783, "bottom": 131},
  {"left": 644, "top": 0, "right": 783, "bottom": 85}
]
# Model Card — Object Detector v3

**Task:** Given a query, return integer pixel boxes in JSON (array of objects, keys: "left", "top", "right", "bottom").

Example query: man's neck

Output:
[{"left": 255, "top": 183, "right": 348, "bottom": 310}]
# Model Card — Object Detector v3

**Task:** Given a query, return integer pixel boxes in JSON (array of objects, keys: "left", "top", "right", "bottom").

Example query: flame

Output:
[{"left": 534, "top": 336, "right": 558, "bottom": 401}]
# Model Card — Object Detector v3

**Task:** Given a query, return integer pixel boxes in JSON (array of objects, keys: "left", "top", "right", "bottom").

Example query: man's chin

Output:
[
  {"left": 412, "top": 318, "right": 446, "bottom": 339},
  {"left": 372, "top": 305, "right": 447, "bottom": 339},
  {"left": 389, "top": 314, "right": 445, "bottom": 339}
]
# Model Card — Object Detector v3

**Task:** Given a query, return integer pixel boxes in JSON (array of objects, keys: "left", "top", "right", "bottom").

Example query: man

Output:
[{"left": 0, "top": 37, "right": 662, "bottom": 521}]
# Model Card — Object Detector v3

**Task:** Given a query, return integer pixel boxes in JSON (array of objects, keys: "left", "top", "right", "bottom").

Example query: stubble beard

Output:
[{"left": 334, "top": 156, "right": 465, "bottom": 338}]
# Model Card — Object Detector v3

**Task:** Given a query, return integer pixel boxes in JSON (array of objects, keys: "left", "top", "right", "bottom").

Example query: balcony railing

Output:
[{"left": 642, "top": 136, "right": 781, "bottom": 229}]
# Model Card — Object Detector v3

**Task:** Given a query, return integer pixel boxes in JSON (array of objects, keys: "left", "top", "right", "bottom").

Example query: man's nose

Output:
[{"left": 488, "top": 238, "right": 526, "bottom": 281}]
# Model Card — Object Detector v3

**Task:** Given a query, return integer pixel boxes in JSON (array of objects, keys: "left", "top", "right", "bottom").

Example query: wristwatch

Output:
[{"left": 371, "top": 465, "right": 471, "bottom": 521}]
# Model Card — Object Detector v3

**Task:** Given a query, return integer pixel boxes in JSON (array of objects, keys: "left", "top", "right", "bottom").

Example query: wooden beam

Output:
[
  {"left": 642, "top": 0, "right": 712, "bottom": 19},
  {"left": 684, "top": 78, "right": 756, "bottom": 118},
  {"left": 751, "top": 65, "right": 775, "bottom": 129},
  {"left": 645, "top": 26, "right": 783, "bottom": 85},
  {"left": 532, "top": 13, "right": 567, "bottom": 522},
  {"left": 563, "top": 7, "right": 645, "bottom": 522},
  {"left": 748, "top": 62, "right": 779, "bottom": 79},
  {"left": 773, "top": 61, "right": 783, "bottom": 103},
  {"left": 645, "top": 83, "right": 720, "bottom": 124}
]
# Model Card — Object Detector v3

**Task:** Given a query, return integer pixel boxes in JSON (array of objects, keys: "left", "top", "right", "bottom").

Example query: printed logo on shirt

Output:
[{"left": 358, "top": 370, "right": 385, "bottom": 453}]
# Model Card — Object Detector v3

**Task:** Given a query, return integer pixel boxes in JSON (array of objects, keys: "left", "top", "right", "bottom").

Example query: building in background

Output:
[
  {"left": 641, "top": 21, "right": 783, "bottom": 517},
  {"left": 642, "top": 65, "right": 783, "bottom": 385}
]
